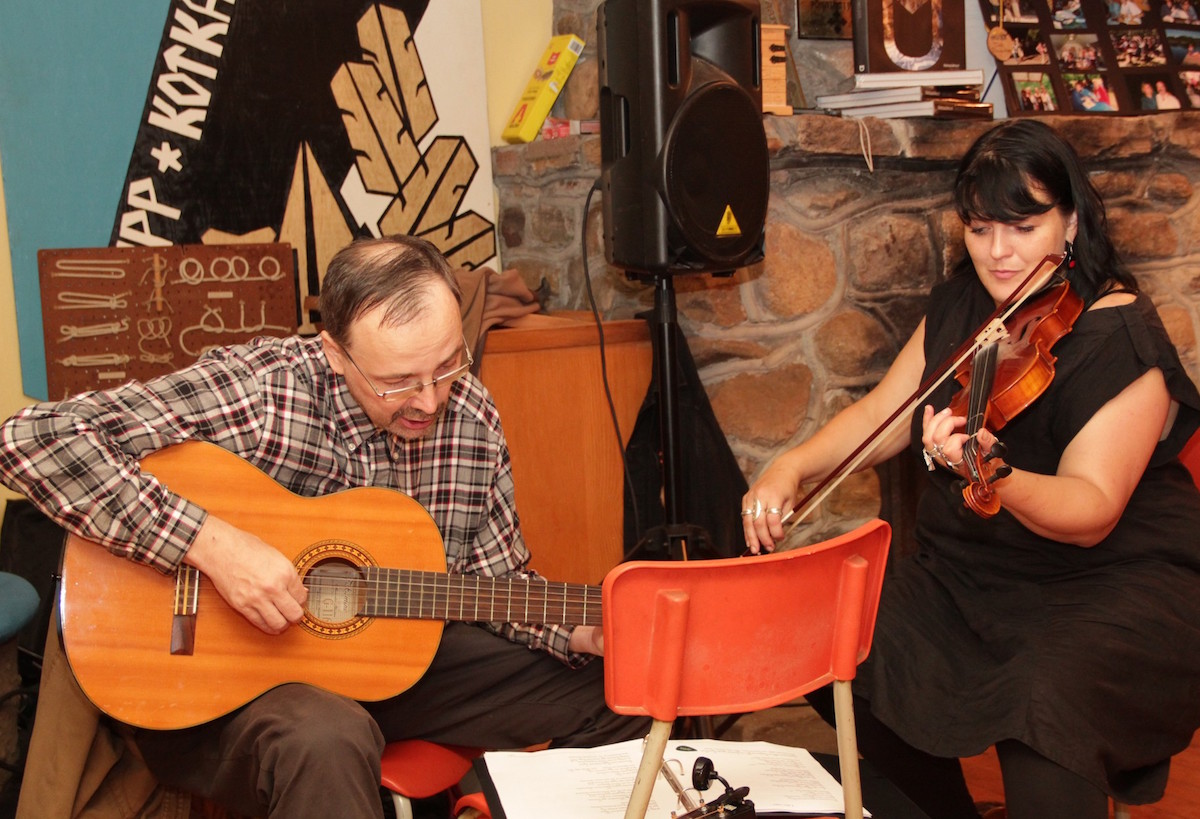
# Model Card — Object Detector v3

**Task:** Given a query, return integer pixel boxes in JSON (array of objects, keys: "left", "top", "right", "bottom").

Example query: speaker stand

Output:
[
  {"left": 633, "top": 273, "right": 717, "bottom": 740},
  {"left": 630, "top": 273, "right": 714, "bottom": 562}
]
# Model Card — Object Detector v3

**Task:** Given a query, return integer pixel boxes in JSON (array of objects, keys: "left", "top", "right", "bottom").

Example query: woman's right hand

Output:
[{"left": 742, "top": 459, "right": 801, "bottom": 555}]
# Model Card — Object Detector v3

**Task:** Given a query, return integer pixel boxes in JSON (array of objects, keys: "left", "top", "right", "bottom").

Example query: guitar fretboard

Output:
[{"left": 355, "top": 569, "right": 602, "bottom": 626}]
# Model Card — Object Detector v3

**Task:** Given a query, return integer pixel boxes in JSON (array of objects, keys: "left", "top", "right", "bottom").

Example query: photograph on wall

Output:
[
  {"left": 1004, "top": 0, "right": 1042, "bottom": 23},
  {"left": 1052, "top": 31, "right": 1105, "bottom": 67},
  {"left": 1166, "top": 26, "right": 1200, "bottom": 62},
  {"left": 1161, "top": 0, "right": 1200, "bottom": 22},
  {"left": 1003, "top": 26, "right": 1054, "bottom": 61},
  {"left": 1049, "top": 0, "right": 1088, "bottom": 28},
  {"left": 1112, "top": 28, "right": 1167, "bottom": 65},
  {"left": 1063, "top": 71, "right": 1120, "bottom": 108},
  {"left": 979, "top": 0, "right": 1200, "bottom": 113},
  {"left": 1181, "top": 68, "right": 1200, "bottom": 100},
  {"left": 1124, "top": 71, "right": 1180, "bottom": 105},
  {"left": 1013, "top": 69, "right": 1062, "bottom": 108},
  {"left": 1110, "top": 0, "right": 1149, "bottom": 25}
]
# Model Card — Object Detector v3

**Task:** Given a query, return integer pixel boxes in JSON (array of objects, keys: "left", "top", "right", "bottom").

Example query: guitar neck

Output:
[{"left": 354, "top": 569, "right": 603, "bottom": 627}]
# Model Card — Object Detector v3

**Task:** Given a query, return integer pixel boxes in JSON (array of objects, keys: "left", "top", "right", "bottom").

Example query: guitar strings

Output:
[{"left": 180, "top": 572, "right": 601, "bottom": 623}]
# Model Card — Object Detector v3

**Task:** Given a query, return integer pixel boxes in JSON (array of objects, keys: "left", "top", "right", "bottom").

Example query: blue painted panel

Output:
[{"left": 0, "top": 2, "right": 166, "bottom": 398}]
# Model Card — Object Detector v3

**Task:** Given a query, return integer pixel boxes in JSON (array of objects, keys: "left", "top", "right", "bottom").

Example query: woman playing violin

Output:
[{"left": 743, "top": 119, "right": 1200, "bottom": 818}]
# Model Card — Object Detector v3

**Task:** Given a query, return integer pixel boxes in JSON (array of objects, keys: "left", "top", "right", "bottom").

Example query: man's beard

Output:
[{"left": 387, "top": 403, "right": 445, "bottom": 440}]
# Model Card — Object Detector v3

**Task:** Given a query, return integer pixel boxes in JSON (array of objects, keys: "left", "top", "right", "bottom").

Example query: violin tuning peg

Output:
[
  {"left": 990, "top": 464, "right": 1012, "bottom": 482},
  {"left": 985, "top": 442, "right": 1008, "bottom": 461}
]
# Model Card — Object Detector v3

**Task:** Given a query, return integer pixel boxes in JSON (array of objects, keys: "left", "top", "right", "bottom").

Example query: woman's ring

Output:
[
  {"left": 767, "top": 507, "right": 782, "bottom": 516},
  {"left": 741, "top": 498, "right": 764, "bottom": 520}
]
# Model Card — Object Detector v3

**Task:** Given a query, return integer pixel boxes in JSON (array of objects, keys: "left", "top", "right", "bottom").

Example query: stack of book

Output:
[{"left": 815, "top": 69, "right": 992, "bottom": 119}]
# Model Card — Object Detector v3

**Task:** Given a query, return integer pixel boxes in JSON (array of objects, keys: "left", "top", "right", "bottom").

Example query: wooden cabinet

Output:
[{"left": 479, "top": 314, "right": 652, "bottom": 584}]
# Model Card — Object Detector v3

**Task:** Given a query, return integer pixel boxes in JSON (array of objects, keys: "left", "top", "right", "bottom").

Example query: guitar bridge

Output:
[{"left": 170, "top": 565, "right": 200, "bottom": 655}]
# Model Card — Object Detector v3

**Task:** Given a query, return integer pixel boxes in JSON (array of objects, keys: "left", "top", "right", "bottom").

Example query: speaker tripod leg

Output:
[
  {"left": 638, "top": 280, "right": 715, "bottom": 753},
  {"left": 629, "top": 274, "right": 716, "bottom": 566},
  {"left": 652, "top": 274, "right": 684, "bottom": 527}
]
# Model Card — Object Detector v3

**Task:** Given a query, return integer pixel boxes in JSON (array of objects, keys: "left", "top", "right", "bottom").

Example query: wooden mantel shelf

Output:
[
  {"left": 494, "top": 110, "right": 1200, "bottom": 183},
  {"left": 761, "top": 110, "right": 1200, "bottom": 167}
]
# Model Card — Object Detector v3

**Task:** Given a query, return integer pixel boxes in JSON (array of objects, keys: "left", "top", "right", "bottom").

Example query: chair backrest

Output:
[
  {"left": 601, "top": 519, "right": 891, "bottom": 720},
  {"left": 1180, "top": 427, "right": 1200, "bottom": 489}
]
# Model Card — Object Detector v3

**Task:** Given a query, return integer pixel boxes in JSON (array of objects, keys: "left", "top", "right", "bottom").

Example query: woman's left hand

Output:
[{"left": 921, "top": 404, "right": 1000, "bottom": 473}]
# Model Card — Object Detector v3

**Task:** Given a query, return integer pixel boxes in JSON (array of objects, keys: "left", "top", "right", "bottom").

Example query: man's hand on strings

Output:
[{"left": 185, "top": 514, "right": 308, "bottom": 635}]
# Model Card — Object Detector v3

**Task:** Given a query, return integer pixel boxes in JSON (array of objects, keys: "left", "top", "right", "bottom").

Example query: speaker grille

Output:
[{"left": 662, "top": 79, "right": 768, "bottom": 269}]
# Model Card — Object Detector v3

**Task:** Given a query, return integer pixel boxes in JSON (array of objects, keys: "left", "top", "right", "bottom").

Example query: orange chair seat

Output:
[{"left": 379, "top": 739, "right": 482, "bottom": 800}]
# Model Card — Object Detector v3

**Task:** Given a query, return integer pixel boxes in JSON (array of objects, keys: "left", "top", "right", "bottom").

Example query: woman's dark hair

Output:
[
  {"left": 318, "top": 234, "right": 462, "bottom": 345},
  {"left": 951, "top": 119, "right": 1135, "bottom": 304}
]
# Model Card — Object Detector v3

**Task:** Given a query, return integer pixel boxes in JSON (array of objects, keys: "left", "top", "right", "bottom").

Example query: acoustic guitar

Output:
[{"left": 59, "top": 441, "right": 601, "bottom": 730}]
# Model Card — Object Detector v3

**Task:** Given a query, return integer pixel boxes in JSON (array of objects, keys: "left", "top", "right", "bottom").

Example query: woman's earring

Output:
[{"left": 1064, "top": 240, "right": 1076, "bottom": 268}]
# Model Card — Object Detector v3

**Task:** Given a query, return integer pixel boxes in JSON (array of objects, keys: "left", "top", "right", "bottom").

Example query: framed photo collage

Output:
[{"left": 981, "top": 0, "right": 1200, "bottom": 114}]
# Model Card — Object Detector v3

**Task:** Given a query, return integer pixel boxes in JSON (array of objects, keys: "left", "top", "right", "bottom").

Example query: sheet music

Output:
[{"left": 482, "top": 738, "right": 871, "bottom": 817}]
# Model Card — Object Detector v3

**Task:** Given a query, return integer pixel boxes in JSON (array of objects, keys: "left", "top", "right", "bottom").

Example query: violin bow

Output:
[{"left": 781, "top": 252, "right": 1066, "bottom": 537}]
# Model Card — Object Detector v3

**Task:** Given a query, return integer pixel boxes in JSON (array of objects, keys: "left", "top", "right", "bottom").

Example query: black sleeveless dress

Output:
[{"left": 855, "top": 272, "right": 1200, "bottom": 803}]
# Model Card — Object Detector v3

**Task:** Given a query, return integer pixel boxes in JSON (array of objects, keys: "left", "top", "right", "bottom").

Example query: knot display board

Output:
[{"left": 37, "top": 244, "right": 298, "bottom": 400}]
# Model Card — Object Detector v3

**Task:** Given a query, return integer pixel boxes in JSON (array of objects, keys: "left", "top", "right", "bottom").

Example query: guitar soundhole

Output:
[
  {"left": 306, "top": 561, "right": 364, "bottom": 624},
  {"left": 295, "top": 542, "right": 375, "bottom": 639}
]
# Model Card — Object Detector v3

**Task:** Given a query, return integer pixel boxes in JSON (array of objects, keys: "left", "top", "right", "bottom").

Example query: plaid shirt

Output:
[{"left": 0, "top": 335, "right": 581, "bottom": 664}]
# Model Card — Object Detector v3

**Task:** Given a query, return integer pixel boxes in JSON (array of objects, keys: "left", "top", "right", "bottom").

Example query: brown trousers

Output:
[{"left": 22, "top": 623, "right": 645, "bottom": 819}]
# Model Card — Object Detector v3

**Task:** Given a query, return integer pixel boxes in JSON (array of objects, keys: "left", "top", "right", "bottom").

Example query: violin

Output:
[
  {"left": 950, "top": 278, "right": 1084, "bottom": 518},
  {"left": 780, "top": 253, "right": 1070, "bottom": 534}
]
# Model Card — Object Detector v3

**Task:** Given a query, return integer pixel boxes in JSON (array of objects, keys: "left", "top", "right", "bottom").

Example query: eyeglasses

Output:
[{"left": 342, "top": 335, "right": 473, "bottom": 401}]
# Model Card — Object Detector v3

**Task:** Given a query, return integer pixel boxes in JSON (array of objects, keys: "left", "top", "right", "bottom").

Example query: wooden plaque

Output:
[{"left": 38, "top": 244, "right": 297, "bottom": 400}]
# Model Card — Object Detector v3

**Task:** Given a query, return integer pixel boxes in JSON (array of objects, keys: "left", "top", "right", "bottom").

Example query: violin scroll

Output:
[{"left": 959, "top": 438, "right": 1012, "bottom": 518}]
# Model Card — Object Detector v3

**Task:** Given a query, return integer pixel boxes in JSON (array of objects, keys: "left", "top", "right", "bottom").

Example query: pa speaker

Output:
[{"left": 598, "top": 0, "right": 769, "bottom": 277}]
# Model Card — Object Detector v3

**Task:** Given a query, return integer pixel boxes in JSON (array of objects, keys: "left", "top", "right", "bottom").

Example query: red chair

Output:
[
  {"left": 1179, "top": 427, "right": 1200, "bottom": 486},
  {"left": 602, "top": 519, "right": 891, "bottom": 819},
  {"left": 379, "top": 739, "right": 486, "bottom": 819}
]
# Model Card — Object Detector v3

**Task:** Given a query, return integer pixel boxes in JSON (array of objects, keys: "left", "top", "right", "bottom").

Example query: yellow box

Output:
[{"left": 502, "top": 34, "right": 585, "bottom": 144}]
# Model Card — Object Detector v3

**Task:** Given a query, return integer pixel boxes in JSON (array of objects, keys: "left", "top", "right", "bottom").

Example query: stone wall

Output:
[{"left": 492, "top": 11, "right": 1200, "bottom": 547}]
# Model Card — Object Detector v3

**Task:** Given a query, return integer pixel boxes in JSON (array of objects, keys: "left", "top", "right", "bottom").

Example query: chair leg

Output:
[
  {"left": 1113, "top": 800, "right": 1131, "bottom": 819},
  {"left": 832, "top": 679, "right": 864, "bottom": 819},
  {"left": 624, "top": 718, "right": 673, "bottom": 819},
  {"left": 391, "top": 792, "right": 416, "bottom": 819}
]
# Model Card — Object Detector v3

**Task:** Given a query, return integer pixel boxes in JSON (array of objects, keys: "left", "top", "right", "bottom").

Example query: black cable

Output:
[{"left": 580, "top": 178, "right": 642, "bottom": 546}]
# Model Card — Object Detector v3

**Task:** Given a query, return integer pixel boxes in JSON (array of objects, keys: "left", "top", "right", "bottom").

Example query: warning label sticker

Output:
[{"left": 716, "top": 205, "right": 742, "bottom": 237}]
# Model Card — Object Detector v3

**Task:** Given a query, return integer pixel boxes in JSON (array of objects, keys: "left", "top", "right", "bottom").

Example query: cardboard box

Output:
[{"left": 502, "top": 34, "right": 585, "bottom": 144}]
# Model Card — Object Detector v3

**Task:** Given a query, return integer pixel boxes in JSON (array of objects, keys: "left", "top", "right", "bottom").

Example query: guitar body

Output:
[{"left": 60, "top": 442, "right": 447, "bottom": 730}]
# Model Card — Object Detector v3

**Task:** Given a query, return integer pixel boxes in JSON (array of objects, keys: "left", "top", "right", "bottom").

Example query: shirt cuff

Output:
[{"left": 140, "top": 495, "right": 208, "bottom": 572}]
